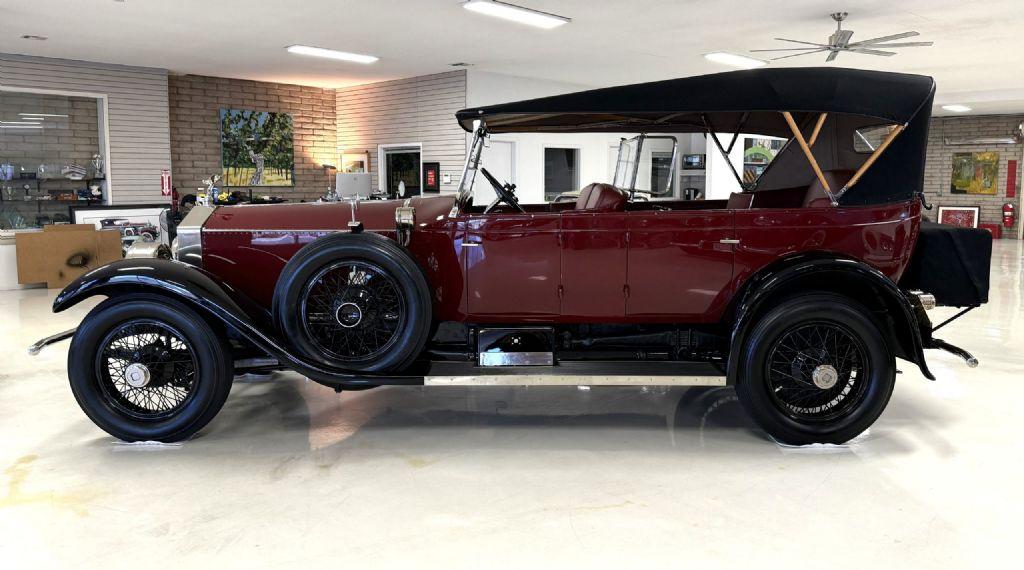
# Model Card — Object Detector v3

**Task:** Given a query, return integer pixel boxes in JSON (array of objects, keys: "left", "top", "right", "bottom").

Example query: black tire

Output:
[
  {"left": 272, "top": 232, "right": 432, "bottom": 372},
  {"left": 68, "top": 295, "right": 234, "bottom": 442},
  {"left": 735, "top": 293, "right": 896, "bottom": 445}
]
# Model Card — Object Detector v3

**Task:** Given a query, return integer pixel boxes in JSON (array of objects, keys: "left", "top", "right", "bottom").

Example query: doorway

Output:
[{"left": 379, "top": 144, "right": 422, "bottom": 198}]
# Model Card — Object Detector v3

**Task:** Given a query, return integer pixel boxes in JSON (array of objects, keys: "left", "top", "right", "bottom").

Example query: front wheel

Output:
[
  {"left": 735, "top": 293, "right": 896, "bottom": 445},
  {"left": 68, "top": 296, "right": 234, "bottom": 442}
]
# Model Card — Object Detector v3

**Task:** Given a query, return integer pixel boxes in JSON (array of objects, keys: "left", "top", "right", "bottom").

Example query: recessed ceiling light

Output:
[
  {"left": 21, "top": 35, "right": 47, "bottom": 41},
  {"left": 285, "top": 45, "right": 378, "bottom": 64},
  {"left": 463, "top": 1, "right": 570, "bottom": 29},
  {"left": 941, "top": 104, "right": 972, "bottom": 113},
  {"left": 704, "top": 52, "right": 768, "bottom": 69}
]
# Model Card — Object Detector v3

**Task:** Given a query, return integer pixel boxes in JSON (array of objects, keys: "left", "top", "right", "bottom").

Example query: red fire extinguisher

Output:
[{"left": 1003, "top": 203, "right": 1016, "bottom": 227}]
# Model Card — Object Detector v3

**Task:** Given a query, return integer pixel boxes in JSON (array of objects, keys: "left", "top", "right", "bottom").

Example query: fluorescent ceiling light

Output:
[
  {"left": 704, "top": 52, "right": 768, "bottom": 69},
  {"left": 285, "top": 45, "right": 378, "bottom": 64},
  {"left": 19, "top": 113, "right": 67, "bottom": 118},
  {"left": 0, "top": 125, "right": 43, "bottom": 129},
  {"left": 941, "top": 104, "right": 972, "bottom": 113},
  {"left": 0, "top": 121, "right": 42, "bottom": 125},
  {"left": 463, "top": 1, "right": 570, "bottom": 29}
]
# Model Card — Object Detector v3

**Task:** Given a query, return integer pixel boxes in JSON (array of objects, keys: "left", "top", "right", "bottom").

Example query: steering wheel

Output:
[{"left": 480, "top": 167, "right": 525, "bottom": 213}]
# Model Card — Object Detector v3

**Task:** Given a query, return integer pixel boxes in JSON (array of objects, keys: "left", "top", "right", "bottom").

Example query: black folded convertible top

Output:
[{"left": 456, "top": 67, "right": 936, "bottom": 134}]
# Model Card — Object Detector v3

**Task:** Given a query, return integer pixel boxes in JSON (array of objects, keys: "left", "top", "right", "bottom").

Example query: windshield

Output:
[{"left": 612, "top": 135, "right": 678, "bottom": 197}]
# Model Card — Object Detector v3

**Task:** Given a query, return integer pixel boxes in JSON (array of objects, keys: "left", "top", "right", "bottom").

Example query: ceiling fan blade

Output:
[
  {"left": 750, "top": 47, "right": 826, "bottom": 52},
  {"left": 774, "top": 38, "right": 830, "bottom": 47},
  {"left": 862, "top": 41, "right": 933, "bottom": 47},
  {"left": 849, "top": 48, "right": 897, "bottom": 56},
  {"left": 851, "top": 31, "right": 919, "bottom": 45},
  {"left": 769, "top": 49, "right": 828, "bottom": 61},
  {"left": 826, "top": 50, "right": 839, "bottom": 63}
]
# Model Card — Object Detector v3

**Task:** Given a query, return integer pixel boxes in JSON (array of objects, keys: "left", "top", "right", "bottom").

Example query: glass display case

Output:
[{"left": 0, "top": 91, "right": 106, "bottom": 230}]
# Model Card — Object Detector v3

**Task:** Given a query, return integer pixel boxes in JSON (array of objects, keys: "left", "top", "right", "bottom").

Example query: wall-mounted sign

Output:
[{"left": 160, "top": 169, "right": 172, "bottom": 196}]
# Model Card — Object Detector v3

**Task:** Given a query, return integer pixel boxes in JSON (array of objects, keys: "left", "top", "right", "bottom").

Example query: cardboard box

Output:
[{"left": 15, "top": 225, "right": 122, "bottom": 289}]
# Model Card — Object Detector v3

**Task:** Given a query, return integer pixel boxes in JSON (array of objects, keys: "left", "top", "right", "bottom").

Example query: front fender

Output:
[
  {"left": 727, "top": 254, "right": 934, "bottom": 383},
  {"left": 53, "top": 259, "right": 418, "bottom": 385}
]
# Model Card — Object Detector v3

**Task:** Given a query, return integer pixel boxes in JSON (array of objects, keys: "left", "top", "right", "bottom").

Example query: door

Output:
[
  {"left": 473, "top": 140, "right": 515, "bottom": 207},
  {"left": 626, "top": 210, "right": 735, "bottom": 322},
  {"left": 560, "top": 211, "right": 628, "bottom": 319},
  {"left": 464, "top": 213, "right": 561, "bottom": 319}
]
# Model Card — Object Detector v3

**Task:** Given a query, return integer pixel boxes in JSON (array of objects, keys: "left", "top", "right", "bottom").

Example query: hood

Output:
[{"left": 202, "top": 194, "right": 456, "bottom": 232}]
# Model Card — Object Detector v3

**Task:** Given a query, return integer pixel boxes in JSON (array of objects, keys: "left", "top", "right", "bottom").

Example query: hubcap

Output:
[
  {"left": 124, "top": 362, "right": 151, "bottom": 388},
  {"left": 335, "top": 302, "right": 363, "bottom": 328},
  {"left": 812, "top": 364, "right": 839, "bottom": 390}
]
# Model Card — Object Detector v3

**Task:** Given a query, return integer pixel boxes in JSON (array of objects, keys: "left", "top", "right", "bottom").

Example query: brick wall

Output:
[
  {"left": 169, "top": 74, "right": 336, "bottom": 202},
  {"left": 923, "top": 115, "right": 1023, "bottom": 238}
]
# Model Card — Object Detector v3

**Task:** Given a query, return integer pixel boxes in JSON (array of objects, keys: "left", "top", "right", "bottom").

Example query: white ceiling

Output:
[{"left": 1, "top": 0, "right": 1023, "bottom": 115}]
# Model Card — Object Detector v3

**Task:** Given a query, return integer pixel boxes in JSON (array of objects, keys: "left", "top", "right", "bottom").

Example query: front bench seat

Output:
[{"left": 575, "top": 183, "right": 627, "bottom": 212}]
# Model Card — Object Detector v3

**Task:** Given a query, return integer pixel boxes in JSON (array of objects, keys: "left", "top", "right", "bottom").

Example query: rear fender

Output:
[
  {"left": 727, "top": 254, "right": 934, "bottom": 383},
  {"left": 54, "top": 259, "right": 417, "bottom": 385}
]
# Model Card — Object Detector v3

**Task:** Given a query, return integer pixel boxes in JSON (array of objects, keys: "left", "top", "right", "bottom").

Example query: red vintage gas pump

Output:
[{"left": 1003, "top": 203, "right": 1015, "bottom": 228}]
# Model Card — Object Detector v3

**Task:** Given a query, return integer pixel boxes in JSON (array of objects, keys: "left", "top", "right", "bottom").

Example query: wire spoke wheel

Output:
[
  {"left": 94, "top": 319, "right": 199, "bottom": 421},
  {"left": 300, "top": 261, "right": 406, "bottom": 362},
  {"left": 765, "top": 320, "right": 870, "bottom": 423}
]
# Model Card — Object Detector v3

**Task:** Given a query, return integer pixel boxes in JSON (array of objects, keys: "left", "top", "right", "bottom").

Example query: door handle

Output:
[
  {"left": 719, "top": 239, "right": 741, "bottom": 245},
  {"left": 462, "top": 242, "right": 481, "bottom": 247}
]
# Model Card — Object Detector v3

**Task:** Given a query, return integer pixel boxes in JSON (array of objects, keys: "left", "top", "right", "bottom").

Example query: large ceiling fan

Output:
[{"left": 751, "top": 12, "right": 933, "bottom": 62}]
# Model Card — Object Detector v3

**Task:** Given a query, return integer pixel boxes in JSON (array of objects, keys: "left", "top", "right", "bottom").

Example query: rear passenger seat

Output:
[{"left": 726, "top": 169, "right": 855, "bottom": 210}]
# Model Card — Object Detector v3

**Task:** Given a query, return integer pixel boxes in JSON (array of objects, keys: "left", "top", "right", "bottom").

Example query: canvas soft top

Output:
[{"left": 456, "top": 67, "right": 936, "bottom": 135}]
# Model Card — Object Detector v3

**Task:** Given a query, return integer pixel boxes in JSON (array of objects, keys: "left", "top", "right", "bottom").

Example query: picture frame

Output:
[
  {"left": 423, "top": 161, "right": 441, "bottom": 193},
  {"left": 70, "top": 203, "right": 170, "bottom": 250},
  {"left": 936, "top": 206, "right": 980, "bottom": 228},
  {"left": 341, "top": 151, "right": 370, "bottom": 173},
  {"left": 219, "top": 109, "right": 295, "bottom": 187}
]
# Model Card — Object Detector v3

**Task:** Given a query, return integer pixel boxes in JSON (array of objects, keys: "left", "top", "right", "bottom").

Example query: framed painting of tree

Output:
[{"left": 219, "top": 109, "right": 295, "bottom": 186}]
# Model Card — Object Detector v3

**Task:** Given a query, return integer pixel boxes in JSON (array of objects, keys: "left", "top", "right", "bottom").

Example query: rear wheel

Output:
[
  {"left": 735, "top": 293, "right": 896, "bottom": 445},
  {"left": 68, "top": 296, "right": 233, "bottom": 442}
]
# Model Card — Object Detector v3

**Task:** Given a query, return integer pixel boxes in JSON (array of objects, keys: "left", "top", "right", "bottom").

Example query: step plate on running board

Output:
[{"left": 424, "top": 375, "right": 726, "bottom": 386}]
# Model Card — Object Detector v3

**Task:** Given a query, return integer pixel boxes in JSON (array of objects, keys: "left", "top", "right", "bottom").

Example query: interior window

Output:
[
  {"left": 854, "top": 124, "right": 897, "bottom": 153},
  {"left": 544, "top": 147, "right": 579, "bottom": 202}
]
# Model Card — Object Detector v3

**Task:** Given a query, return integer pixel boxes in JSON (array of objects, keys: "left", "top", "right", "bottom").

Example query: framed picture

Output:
[
  {"left": 423, "top": 161, "right": 441, "bottom": 193},
  {"left": 341, "top": 151, "right": 370, "bottom": 173},
  {"left": 937, "top": 206, "right": 980, "bottom": 228},
  {"left": 950, "top": 152, "right": 999, "bottom": 195},
  {"left": 220, "top": 109, "right": 295, "bottom": 187},
  {"left": 71, "top": 204, "right": 169, "bottom": 251}
]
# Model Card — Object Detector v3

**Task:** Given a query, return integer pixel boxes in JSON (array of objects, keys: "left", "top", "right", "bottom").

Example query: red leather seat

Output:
[
  {"left": 575, "top": 183, "right": 627, "bottom": 212},
  {"left": 804, "top": 170, "right": 854, "bottom": 208}
]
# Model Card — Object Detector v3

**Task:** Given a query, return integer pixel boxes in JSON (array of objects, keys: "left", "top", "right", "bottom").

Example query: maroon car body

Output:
[
  {"left": 200, "top": 193, "right": 921, "bottom": 325},
  {"left": 41, "top": 68, "right": 992, "bottom": 444}
]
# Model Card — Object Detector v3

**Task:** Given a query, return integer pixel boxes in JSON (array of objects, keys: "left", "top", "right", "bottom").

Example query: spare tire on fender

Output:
[{"left": 272, "top": 232, "right": 432, "bottom": 373}]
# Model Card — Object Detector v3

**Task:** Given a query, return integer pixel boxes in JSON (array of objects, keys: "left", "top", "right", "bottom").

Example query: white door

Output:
[{"left": 473, "top": 140, "right": 515, "bottom": 206}]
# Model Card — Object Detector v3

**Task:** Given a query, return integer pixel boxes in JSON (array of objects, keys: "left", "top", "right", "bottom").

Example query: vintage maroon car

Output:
[{"left": 32, "top": 68, "right": 991, "bottom": 445}]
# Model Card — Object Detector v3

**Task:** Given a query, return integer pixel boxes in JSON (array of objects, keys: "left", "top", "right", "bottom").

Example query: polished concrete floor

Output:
[{"left": 1, "top": 241, "right": 1021, "bottom": 568}]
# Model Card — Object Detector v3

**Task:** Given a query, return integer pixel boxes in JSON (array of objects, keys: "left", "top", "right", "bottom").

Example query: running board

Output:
[{"left": 422, "top": 360, "right": 727, "bottom": 386}]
